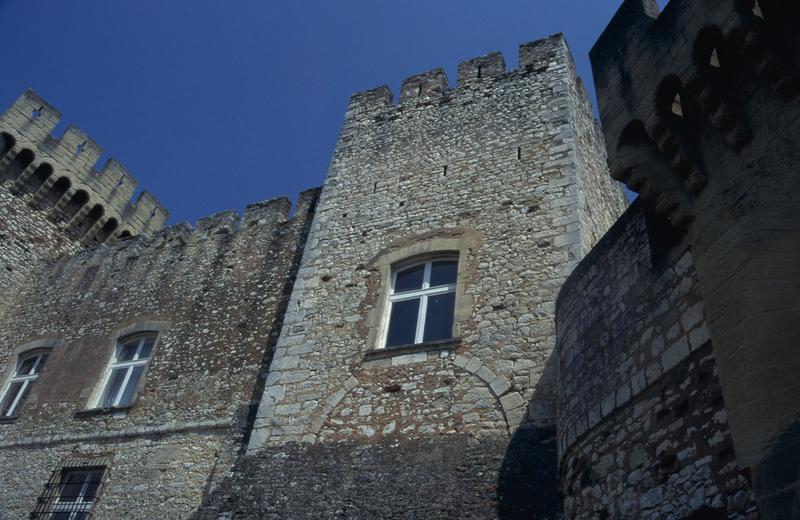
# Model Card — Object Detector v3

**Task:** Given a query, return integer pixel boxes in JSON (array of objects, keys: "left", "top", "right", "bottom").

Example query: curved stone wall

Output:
[{"left": 555, "top": 201, "right": 758, "bottom": 519}]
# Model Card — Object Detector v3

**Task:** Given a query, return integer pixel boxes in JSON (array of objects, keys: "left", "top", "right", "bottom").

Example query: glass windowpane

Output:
[
  {"left": 385, "top": 298, "right": 420, "bottom": 347},
  {"left": 0, "top": 381, "right": 24, "bottom": 416},
  {"left": 17, "top": 356, "right": 37, "bottom": 375},
  {"left": 429, "top": 260, "right": 457, "bottom": 287},
  {"left": 117, "top": 341, "right": 139, "bottom": 362},
  {"left": 102, "top": 368, "right": 127, "bottom": 407},
  {"left": 81, "top": 470, "right": 103, "bottom": 501},
  {"left": 59, "top": 471, "right": 85, "bottom": 503},
  {"left": 423, "top": 292, "right": 456, "bottom": 342},
  {"left": 138, "top": 337, "right": 155, "bottom": 359},
  {"left": 33, "top": 354, "right": 48, "bottom": 374},
  {"left": 119, "top": 365, "right": 144, "bottom": 406},
  {"left": 394, "top": 264, "right": 424, "bottom": 293}
]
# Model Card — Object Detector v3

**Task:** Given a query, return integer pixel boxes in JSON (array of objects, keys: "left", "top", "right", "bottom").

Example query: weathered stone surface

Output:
[{"left": 0, "top": 103, "right": 319, "bottom": 519}]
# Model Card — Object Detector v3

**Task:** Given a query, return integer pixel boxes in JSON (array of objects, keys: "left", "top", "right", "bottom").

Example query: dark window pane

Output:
[
  {"left": 429, "top": 260, "right": 457, "bottom": 287},
  {"left": 0, "top": 381, "right": 24, "bottom": 416},
  {"left": 385, "top": 298, "right": 420, "bottom": 347},
  {"left": 118, "top": 341, "right": 138, "bottom": 362},
  {"left": 102, "top": 368, "right": 127, "bottom": 407},
  {"left": 119, "top": 365, "right": 144, "bottom": 406},
  {"left": 423, "top": 292, "right": 456, "bottom": 342},
  {"left": 138, "top": 337, "right": 155, "bottom": 359},
  {"left": 59, "top": 471, "right": 85, "bottom": 502},
  {"left": 82, "top": 470, "right": 103, "bottom": 501},
  {"left": 394, "top": 264, "right": 424, "bottom": 293},
  {"left": 33, "top": 354, "right": 48, "bottom": 374},
  {"left": 17, "top": 356, "right": 37, "bottom": 375}
]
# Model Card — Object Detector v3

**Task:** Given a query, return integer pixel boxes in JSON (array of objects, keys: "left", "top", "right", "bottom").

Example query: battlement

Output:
[
  {"left": 0, "top": 89, "right": 169, "bottom": 245},
  {"left": 345, "top": 33, "right": 570, "bottom": 118},
  {"left": 590, "top": 0, "right": 800, "bottom": 229},
  {"left": 115, "top": 188, "right": 319, "bottom": 250}
]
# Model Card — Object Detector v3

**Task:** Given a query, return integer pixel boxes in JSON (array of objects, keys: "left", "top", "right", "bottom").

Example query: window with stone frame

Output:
[
  {"left": 30, "top": 457, "right": 109, "bottom": 519},
  {"left": 0, "top": 349, "right": 48, "bottom": 418},
  {"left": 95, "top": 333, "right": 157, "bottom": 409},
  {"left": 383, "top": 256, "right": 458, "bottom": 348}
]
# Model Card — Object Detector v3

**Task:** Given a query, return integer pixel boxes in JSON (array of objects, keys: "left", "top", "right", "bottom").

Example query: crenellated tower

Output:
[
  {"left": 194, "top": 33, "right": 628, "bottom": 519},
  {"left": 579, "top": 0, "right": 800, "bottom": 517},
  {"left": 0, "top": 89, "right": 168, "bottom": 315}
]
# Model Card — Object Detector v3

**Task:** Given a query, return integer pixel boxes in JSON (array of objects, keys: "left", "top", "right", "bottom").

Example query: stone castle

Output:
[{"left": 0, "top": 0, "right": 796, "bottom": 518}]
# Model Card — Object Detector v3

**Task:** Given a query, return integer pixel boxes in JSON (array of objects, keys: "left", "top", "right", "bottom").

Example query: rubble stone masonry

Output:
[{"left": 196, "top": 33, "right": 625, "bottom": 519}]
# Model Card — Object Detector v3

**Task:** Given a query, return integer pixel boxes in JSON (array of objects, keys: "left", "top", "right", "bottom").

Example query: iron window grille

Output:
[
  {"left": 31, "top": 458, "right": 108, "bottom": 519},
  {"left": 0, "top": 350, "right": 48, "bottom": 418}
]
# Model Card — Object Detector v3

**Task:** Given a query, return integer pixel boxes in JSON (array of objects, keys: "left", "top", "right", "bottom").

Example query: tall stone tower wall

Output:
[
  {"left": 194, "top": 34, "right": 626, "bottom": 519},
  {"left": 556, "top": 0, "right": 800, "bottom": 517}
]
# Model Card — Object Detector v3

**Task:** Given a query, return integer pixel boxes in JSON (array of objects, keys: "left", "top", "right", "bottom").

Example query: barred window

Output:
[
  {"left": 96, "top": 334, "right": 156, "bottom": 408},
  {"left": 31, "top": 459, "right": 108, "bottom": 519},
  {"left": 0, "top": 350, "right": 48, "bottom": 417},
  {"left": 383, "top": 257, "right": 457, "bottom": 348}
]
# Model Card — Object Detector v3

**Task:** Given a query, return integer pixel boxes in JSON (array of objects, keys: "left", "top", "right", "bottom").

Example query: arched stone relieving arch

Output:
[
  {"left": 68, "top": 203, "right": 104, "bottom": 240},
  {"left": 727, "top": 0, "right": 800, "bottom": 100},
  {"left": 0, "top": 148, "right": 34, "bottom": 183},
  {"left": 13, "top": 163, "right": 53, "bottom": 196},
  {"left": 0, "top": 132, "right": 15, "bottom": 162},
  {"left": 93, "top": 218, "right": 119, "bottom": 244},
  {"left": 59, "top": 190, "right": 89, "bottom": 223},
  {"left": 40, "top": 176, "right": 71, "bottom": 210},
  {"left": 306, "top": 358, "right": 526, "bottom": 442}
]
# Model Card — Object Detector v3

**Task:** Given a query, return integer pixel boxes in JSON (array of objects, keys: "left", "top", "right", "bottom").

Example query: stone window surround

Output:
[
  {"left": 0, "top": 337, "right": 60, "bottom": 424},
  {"left": 78, "top": 320, "right": 169, "bottom": 418},
  {"left": 363, "top": 230, "right": 480, "bottom": 361}
]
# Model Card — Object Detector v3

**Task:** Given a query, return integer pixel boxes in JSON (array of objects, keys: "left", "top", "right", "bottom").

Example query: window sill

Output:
[
  {"left": 0, "top": 416, "right": 18, "bottom": 424},
  {"left": 74, "top": 406, "right": 133, "bottom": 419},
  {"left": 363, "top": 337, "right": 461, "bottom": 362}
]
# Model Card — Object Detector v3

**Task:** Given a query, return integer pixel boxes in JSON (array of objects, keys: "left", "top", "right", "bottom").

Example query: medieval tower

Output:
[{"left": 0, "top": 0, "right": 797, "bottom": 518}]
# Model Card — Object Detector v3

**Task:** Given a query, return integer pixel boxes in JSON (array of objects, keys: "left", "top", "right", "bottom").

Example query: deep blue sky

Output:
[{"left": 0, "top": 1, "right": 660, "bottom": 224}]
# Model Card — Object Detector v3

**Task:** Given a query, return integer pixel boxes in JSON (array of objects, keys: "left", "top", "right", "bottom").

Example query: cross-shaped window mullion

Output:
[{"left": 389, "top": 283, "right": 455, "bottom": 302}]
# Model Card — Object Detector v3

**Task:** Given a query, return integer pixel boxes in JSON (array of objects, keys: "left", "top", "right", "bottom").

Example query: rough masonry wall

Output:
[
  {"left": 0, "top": 188, "right": 83, "bottom": 317},
  {"left": 565, "top": 72, "right": 627, "bottom": 254},
  {"left": 556, "top": 200, "right": 758, "bottom": 519},
  {"left": 0, "top": 190, "right": 317, "bottom": 519},
  {"left": 590, "top": 1, "right": 800, "bottom": 514},
  {"left": 196, "top": 34, "right": 625, "bottom": 518},
  {"left": 196, "top": 428, "right": 560, "bottom": 520}
]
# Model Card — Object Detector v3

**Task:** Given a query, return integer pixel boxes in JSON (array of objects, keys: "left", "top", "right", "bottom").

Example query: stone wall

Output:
[
  {"left": 199, "top": 33, "right": 627, "bottom": 518},
  {"left": 196, "top": 430, "right": 561, "bottom": 520},
  {"left": 0, "top": 188, "right": 83, "bottom": 316},
  {"left": 556, "top": 200, "right": 757, "bottom": 518},
  {"left": 590, "top": 0, "right": 800, "bottom": 514},
  {"left": 0, "top": 190, "right": 317, "bottom": 519}
]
